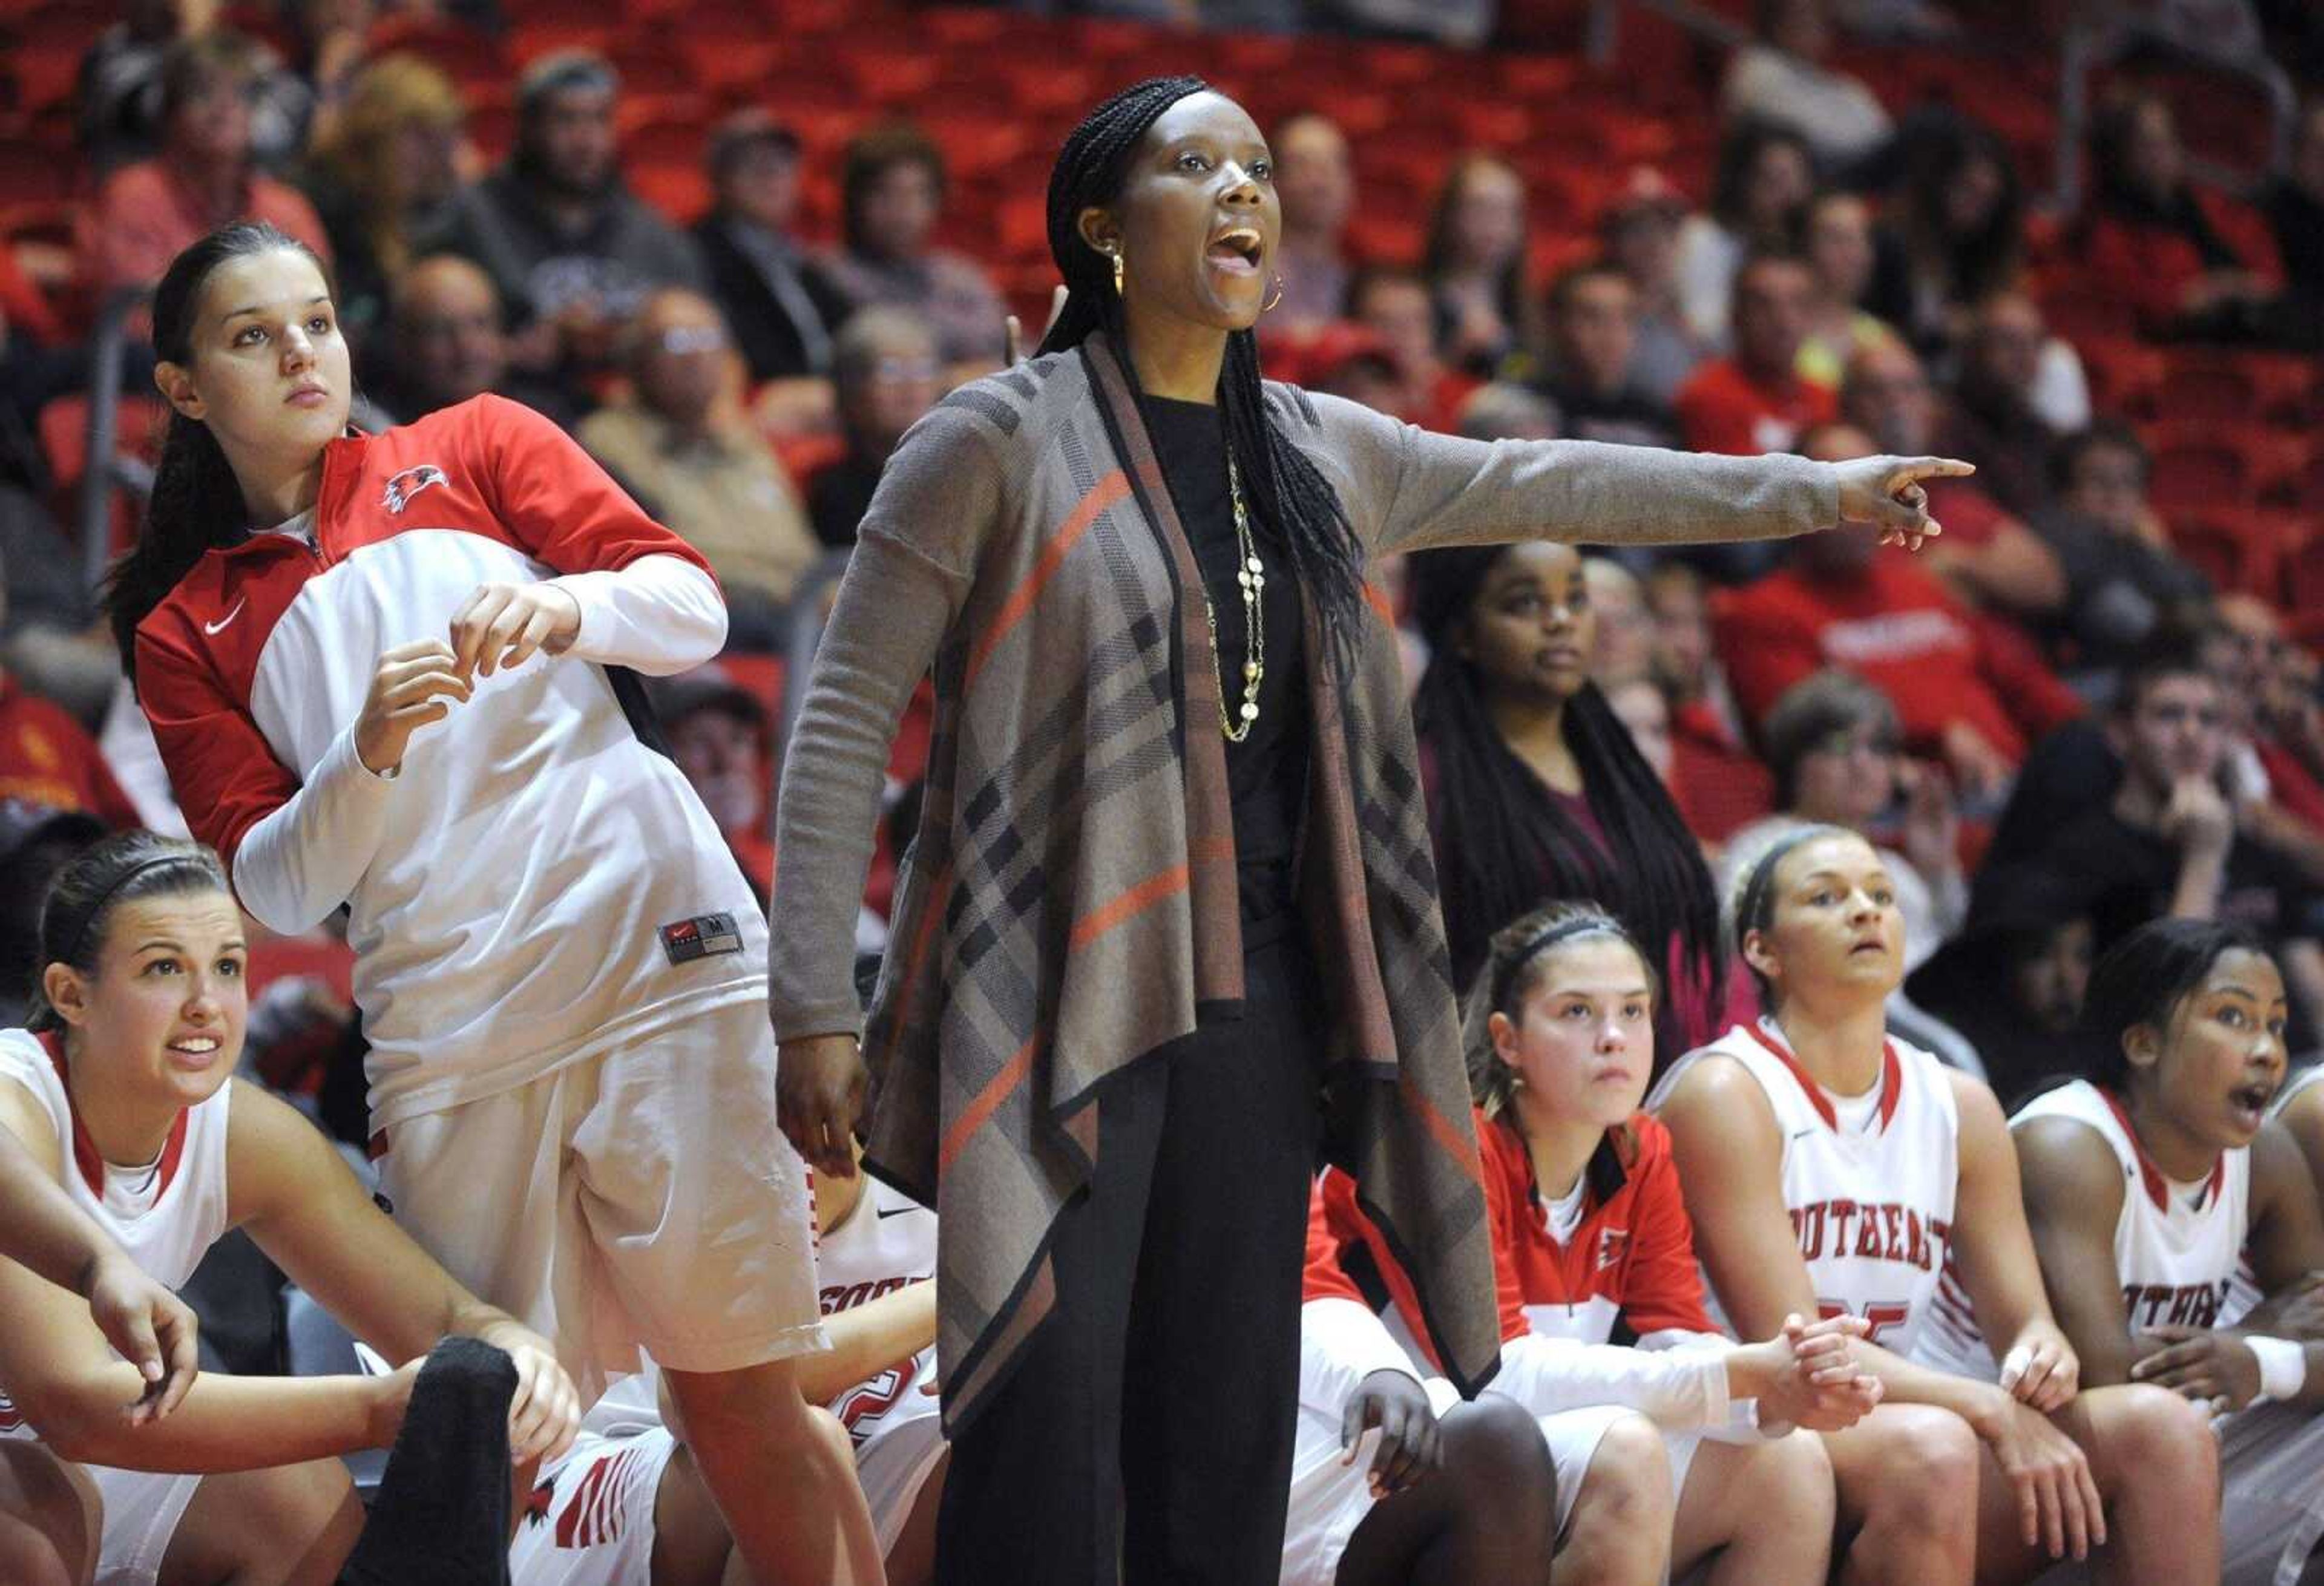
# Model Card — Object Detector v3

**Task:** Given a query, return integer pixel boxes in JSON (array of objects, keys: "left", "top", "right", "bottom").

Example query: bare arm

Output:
[
  {"left": 793, "top": 1281, "right": 937, "bottom": 1406},
  {"left": 2014, "top": 1116, "right": 2139, "bottom": 1386}
]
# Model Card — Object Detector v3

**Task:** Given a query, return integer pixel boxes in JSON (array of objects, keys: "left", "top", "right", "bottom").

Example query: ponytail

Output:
[{"left": 103, "top": 221, "right": 324, "bottom": 682}]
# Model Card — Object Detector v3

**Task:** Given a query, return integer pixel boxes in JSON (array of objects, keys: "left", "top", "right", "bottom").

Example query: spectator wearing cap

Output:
[
  {"left": 579, "top": 289, "right": 819, "bottom": 649},
  {"left": 79, "top": 31, "right": 335, "bottom": 300},
  {"left": 1675, "top": 250, "right": 1836, "bottom": 456},
  {"left": 1721, "top": 0, "right": 1894, "bottom": 174},
  {"left": 694, "top": 112, "right": 853, "bottom": 385},
  {"left": 1534, "top": 261, "right": 1679, "bottom": 449},
  {"left": 367, "top": 253, "right": 578, "bottom": 428},
  {"left": 420, "top": 50, "right": 705, "bottom": 376},
  {"left": 806, "top": 308, "right": 942, "bottom": 549},
  {"left": 809, "top": 123, "right": 1008, "bottom": 372},
  {"left": 1598, "top": 168, "right": 1709, "bottom": 403},
  {"left": 1840, "top": 338, "right": 2064, "bottom": 620},
  {"left": 1713, "top": 422, "right": 2084, "bottom": 803},
  {"left": 1269, "top": 113, "right": 1356, "bottom": 333}
]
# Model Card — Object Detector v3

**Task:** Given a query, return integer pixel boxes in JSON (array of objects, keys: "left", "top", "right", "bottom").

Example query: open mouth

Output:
[
  {"left": 2229, "top": 1080, "right": 2275, "bottom": 1124},
  {"left": 1206, "top": 226, "right": 1262, "bottom": 275},
  {"left": 165, "top": 1034, "right": 223, "bottom": 1067}
]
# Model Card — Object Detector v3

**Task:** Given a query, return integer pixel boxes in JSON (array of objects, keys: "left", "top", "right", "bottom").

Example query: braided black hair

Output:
[
  {"left": 1039, "top": 76, "right": 1370, "bottom": 670},
  {"left": 1411, "top": 544, "right": 1723, "bottom": 1065},
  {"left": 105, "top": 221, "right": 326, "bottom": 680}
]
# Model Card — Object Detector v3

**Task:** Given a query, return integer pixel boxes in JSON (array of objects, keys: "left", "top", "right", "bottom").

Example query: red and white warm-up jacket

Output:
[
  {"left": 1305, "top": 1110, "right": 1764, "bottom": 1435},
  {"left": 135, "top": 395, "right": 767, "bottom": 1129}
]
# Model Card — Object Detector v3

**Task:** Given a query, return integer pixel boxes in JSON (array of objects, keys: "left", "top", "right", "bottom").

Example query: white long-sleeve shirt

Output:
[{"left": 137, "top": 396, "right": 766, "bottom": 1129}]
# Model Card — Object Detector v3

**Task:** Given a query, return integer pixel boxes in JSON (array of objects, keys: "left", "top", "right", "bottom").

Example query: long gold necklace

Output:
[{"left": 1203, "top": 450, "right": 1265, "bottom": 742}]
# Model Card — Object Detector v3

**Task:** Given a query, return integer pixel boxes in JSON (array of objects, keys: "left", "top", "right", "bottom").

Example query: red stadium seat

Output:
[
  {"left": 2158, "top": 353, "right": 2262, "bottom": 427},
  {"left": 2168, "top": 508, "right": 2299, "bottom": 601},
  {"left": 2078, "top": 338, "right": 2165, "bottom": 422}
]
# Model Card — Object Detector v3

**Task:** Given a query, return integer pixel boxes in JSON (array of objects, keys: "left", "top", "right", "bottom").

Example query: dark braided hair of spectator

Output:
[
  {"left": 105, "top": 222, "right": 326, "bottom": 681},
  {"left": 1038, "top": 76, "right": 1370, "bottom": 672},
  {"left": 1410, "top": 545, "right": 1722, "bottom": 1063}
]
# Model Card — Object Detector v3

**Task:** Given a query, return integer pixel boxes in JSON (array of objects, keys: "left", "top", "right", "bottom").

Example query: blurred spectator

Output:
[
  {"left": 1980, "top": 640, "right": 2324, "bottom": 1035},
  {"left": 1581, "top": 557, "right": 1655, "bottom": 682},
  {"left": 1303, "top": 324, "right": 1408, "bottom": 415},
  {"left": 279, "top": 0, "right": 378, "bottom": 148},
  {"left": 1348, "top": 268, "right": 1479, "bottom": 429},
  {"left": 0, "top": 802, "right": 108, "bottom": 1027},
  {"left": 367, "top": 254, "right": 577, "bottom": 427},
  {"left": 1534, "top": 261, "right": 1679, "bottom": 448},
  {"left": 1644, "top": 561, "right": 1774, "bottom": 843},
  {"left": 649, "top": 667, "right": 774, "bottom": 899},
  {"left": 811, "top": 123, "right": 1008, "bottom": 373},
  {"left": 1714, "top": 422, "right": 2084, "bottom": 801},
  {"left": 1598, "top": 169, "right": 1709, "bottom": 403},
  {"left": 694, "top": 112, "right": 850, "bottom": 385},
  {"left": 1933, "top": 291, "right": 2060, "bottom": 515},
  {"left": 1724, "top": 669, "right": 1969, "bottom": 971},
  {"left": 1673, "top": 120, "right": 1813, "bottom": 346},
  {"left": 1675, "top": 251, "right": 1835, "bottom": 455},
  {"left": 2261, "top": 100, "right": 2324, "bottom": 318},
  {"left": 1315, "top": 0, "right": 1497, "bottom": 43},
  {"left": 421, "top": 51, "right": 705, "bottom": 375},
  {"left": 299, "top": 53, "right": 465, "bottom": 352},
  {"left": 0, "top": 601, "right": 141, "bottom": 829},
  {"left": 1605, "top": 673, "right": 1679, "bottom": 785},
  {"left": 1840, "top": 338, "right": 2066, "bottom": 619},
  {"left": 1865, "top": 116, "right": 2023, "bottom": 358},
  {"left": 2202, "top": 597, "right": 2324, "bottom": 879},
  {"left": 1907, "top": 868, "right": 2102, "bottom": 1107},
  {"left": 1270, "top": 113, "right": 1356, "bottom": 332},
  {"left": 1721, "top": 0, "right": 1895, "bottom": 172},
  {"left": 807, "top": 307, "right": 942, "bottom": 550},
  {"left": 1421, "top": 154, "right": 1537, "bottom": 378},
  {"left": 578, "top": 289, "right": 819, "bottom": 649},
  {"left": 1795, "top": 191, "right": 1896, "bottom": 388},
  {"left": 77, "top": 2, "right": 313, "bottom": 175},
  {"left": 2078, "top": 89, "right": 2294, "bottom": 343},
  {"left": 79, "top": 32, "right": 334, "bottom": 301},
  {"left": 2031, "top": 421, "right": 2211, "bottom": 672}
]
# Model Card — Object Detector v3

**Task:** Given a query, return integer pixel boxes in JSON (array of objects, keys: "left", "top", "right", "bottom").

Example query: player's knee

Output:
[
  {"left": 0, "top": 1521, "right": 81, "bottom": 1586},
  {"left": 2099, "top": 1383, "right": 2219, "bottom": 1496},
  {"left": 1583, "top": 1412, "right": 1674, "bottom": 1530},
  {"left": 1445, "top": 1394, "right": 1557, "bottom": 1506},
  {"left": 1860, "top": 1406, "right": 1978, "bottom": 1528},
  {"left": 1751, "top": 1429, "right": 1837, "bottom": 1532},
  {"left": 802, "top": 1402, "right": 856, "bottom": 1466}
]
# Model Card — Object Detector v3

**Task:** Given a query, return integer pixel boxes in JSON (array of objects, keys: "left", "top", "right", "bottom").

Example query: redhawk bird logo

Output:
[
  {"left": 381, "top": 464, "right": 448, "bottom": 514},
  {"left": 522, "top": 1475, "right": 555, "bottom": 1528}
]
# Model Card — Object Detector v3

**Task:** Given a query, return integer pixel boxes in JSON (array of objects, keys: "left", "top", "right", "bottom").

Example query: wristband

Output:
[{"left": 2247, "top": 1335, "right": 2307, "bottom": 1403}]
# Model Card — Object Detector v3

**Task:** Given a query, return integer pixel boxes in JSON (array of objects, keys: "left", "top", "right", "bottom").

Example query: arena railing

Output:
[{"left": 77, "top": 286, "right": 156, "bottom": 600}]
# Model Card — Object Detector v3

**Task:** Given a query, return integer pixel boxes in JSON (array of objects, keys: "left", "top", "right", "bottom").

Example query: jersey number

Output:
[
  {"left": 833, "top": 1354, "right": 922, "bottom": 1441},
  {"left": 1817, "top": 1299, "right": 1911, "bottom": 1345}
]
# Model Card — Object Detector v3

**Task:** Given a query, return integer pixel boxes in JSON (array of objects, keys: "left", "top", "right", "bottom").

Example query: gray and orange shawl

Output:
[{"left": 770, "top": 330, "right": 1838, "bottom": 1430}]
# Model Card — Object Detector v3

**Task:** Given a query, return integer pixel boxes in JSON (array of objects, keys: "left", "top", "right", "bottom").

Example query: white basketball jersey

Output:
[
  {"left": 0, "top": 1027, "right": 233, "bottom": 1438},
  {"left": 1649, "top": 1020, "right": 1958, "bottom": 1354},
  {"left": 816, "top": 1177, "right": 938, "bottom": 1451}
]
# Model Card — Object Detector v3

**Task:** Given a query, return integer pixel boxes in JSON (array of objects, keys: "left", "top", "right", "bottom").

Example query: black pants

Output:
[{"left": 935, "top": 935, "right": 1326, "bottom": 1586}]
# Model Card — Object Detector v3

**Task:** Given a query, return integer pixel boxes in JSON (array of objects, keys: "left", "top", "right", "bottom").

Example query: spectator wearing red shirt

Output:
[
  {"left": 79, "top": 34, "right": 332, "bottom": 301},
  {"left": 1675, "top": 252, "right": 1836, "bottom": 457},
  {"left": 1347, "top": 267, "right": 1480, "bottom": 433},
  {"left": 1714, "top": 424, "right": 2084, "bottom": 802},
  {"left": 0, "top": 669, "right": 140, "bottom": 830},
  {"left": 1644, "top": 562, "right": 1774, "bottom": 844},
  {"left": 2079, "top": 90, "right": 2289, "bottom": 342},
  {"left": 1840, "top": 339, "right": 2064, "bottom": 622}
]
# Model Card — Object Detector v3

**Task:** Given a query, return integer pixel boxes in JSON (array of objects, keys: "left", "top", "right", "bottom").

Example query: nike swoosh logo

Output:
[
  {"left": 875, "top": 1203, "right": 920, "bottom": 1219},
  {"left": 203, "top": 600, "right": 247, "bottom": 636}
]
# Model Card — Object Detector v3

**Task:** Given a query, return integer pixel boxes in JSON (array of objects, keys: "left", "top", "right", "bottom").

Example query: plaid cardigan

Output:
[{"left": 769, "top": 332, "right": 1837, "bottom": 1430}]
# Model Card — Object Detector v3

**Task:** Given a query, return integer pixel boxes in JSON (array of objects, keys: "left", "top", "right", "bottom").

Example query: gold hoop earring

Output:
[
  {"left": 1261, "top": 273, "right": 1285, "bottom": 313},
  {"left": 1110, "top": 249, "right": 1124, "bottom": 297}
]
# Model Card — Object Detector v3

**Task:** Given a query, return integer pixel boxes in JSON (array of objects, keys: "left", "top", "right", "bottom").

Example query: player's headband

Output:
[
  {"left": 1490, "top": 914, "right": 1628, "bottom": 1011},
  {"left": 59, "top": 855, "right": 211, "bottom": 968},
  {"left": 1733, "top": 825, "right": 1840, "bottom": 943}
]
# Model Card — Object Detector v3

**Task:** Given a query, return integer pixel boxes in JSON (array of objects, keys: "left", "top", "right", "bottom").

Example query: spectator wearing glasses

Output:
[
  {"left": 806, "top": 308, "right": 943, "bottom": 551},
  {"left": 579, "top": 289, "right": 819, "bottom": 648}
]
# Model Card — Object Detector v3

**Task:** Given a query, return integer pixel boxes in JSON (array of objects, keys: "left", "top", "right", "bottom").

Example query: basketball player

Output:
[
  {"left": 1650, "top": 824, "right": 2219, "bottom": 1585},
  {"left": 0, "top": 831, "right": 580, "bottom": 1586},
  {"left": 1317, "top": 900, "right": 1879, "bottom": 1583},
  {"left": 1936, "top": 920, "right": 2324, "bottom": 1586}
]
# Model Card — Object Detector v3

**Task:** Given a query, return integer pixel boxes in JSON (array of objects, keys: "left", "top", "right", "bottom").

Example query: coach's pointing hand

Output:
[{"left": 779, "top": 1032, "right": 868, "bottom": 1180}]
